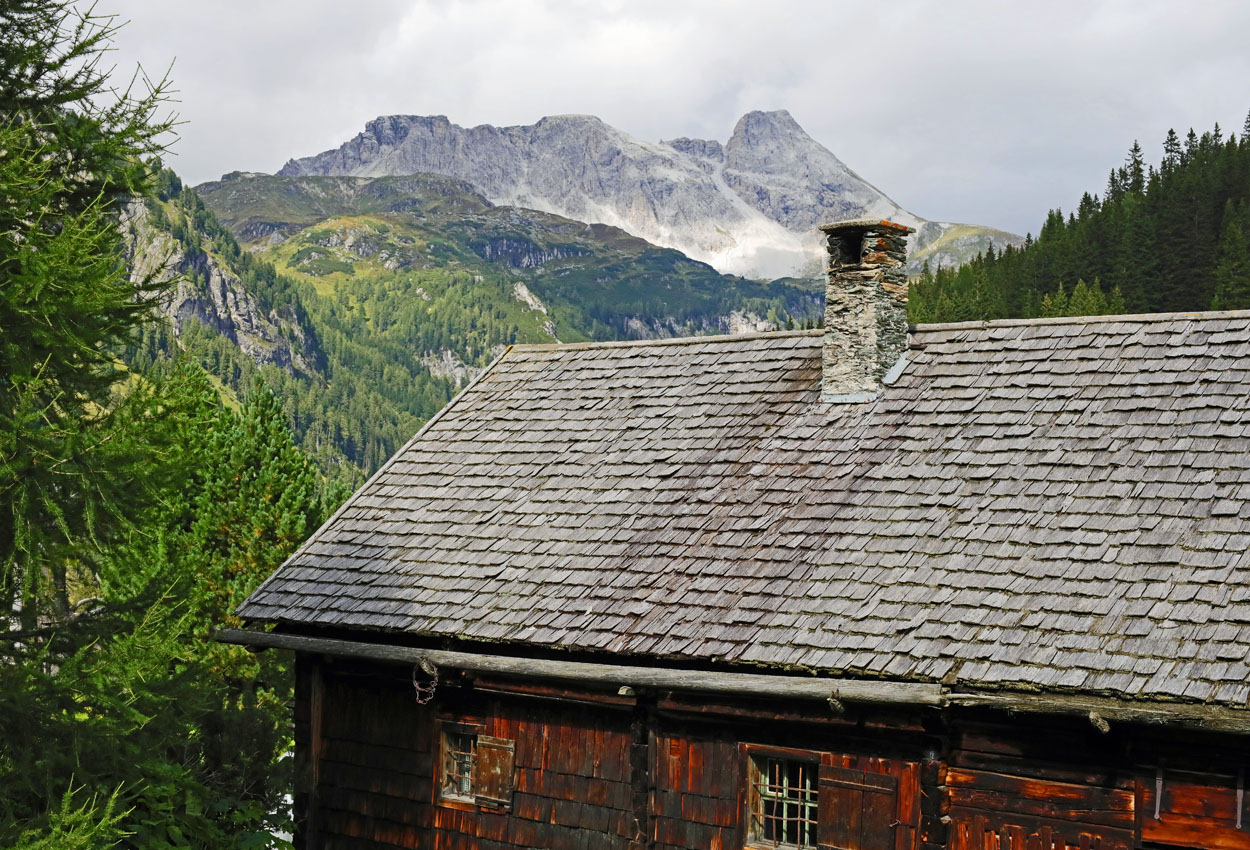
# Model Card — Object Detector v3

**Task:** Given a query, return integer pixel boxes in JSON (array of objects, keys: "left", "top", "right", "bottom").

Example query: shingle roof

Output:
[{"left": 239, "top": 311, "right": 1250, "bottom": 707}]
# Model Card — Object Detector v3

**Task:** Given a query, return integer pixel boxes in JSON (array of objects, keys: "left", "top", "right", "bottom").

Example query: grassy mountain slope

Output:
[
  {"left": 196, "top": 172, "right": 819, "bottom": 341},
  {"left": 127, "top": 171, "right": 820, "bottom": 483},
  {"left": 906, "top": 222, "right": 1025, "bottom": 276}
]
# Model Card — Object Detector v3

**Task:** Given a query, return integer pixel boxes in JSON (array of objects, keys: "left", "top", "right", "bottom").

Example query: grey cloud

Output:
[{"left": 101, "top": 0, "right": 1250, "bottom": 238}]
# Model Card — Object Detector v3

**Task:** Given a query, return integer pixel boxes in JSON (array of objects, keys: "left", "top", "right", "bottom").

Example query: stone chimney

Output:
[{"left": 818, "top": 218, "right": 915, "bottom": 402}]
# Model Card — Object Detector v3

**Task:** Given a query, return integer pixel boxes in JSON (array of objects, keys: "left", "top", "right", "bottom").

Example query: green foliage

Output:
[
  {"left": 10, "top": 787, "right": 125, "bottom": 850},
  {"left": 1212, "top": 200, "right": 1250, "bottom": 310},
  {"left": 2, "top": 365, "right": 336, "bottom": 849},
  {"left": 1038, "top": 279, "right": 1125, "bottom": 318},
  {"left": 0, "top": 0, "right": 172, "bottom": 627},
  {"left": 0, "top": 3, "right": 327, "bottom": 847},
  {"left": 909, "top": 116, "right": 1250, "bottom": 322},
  {"left": 287, "top": 246, "right": 355, "bottom": 277}
]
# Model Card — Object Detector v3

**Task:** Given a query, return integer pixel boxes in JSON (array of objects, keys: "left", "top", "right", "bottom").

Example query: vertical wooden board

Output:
[
  {"left": 578, "top": 725, "right": 598, "bottom": 778},
  {"left": 688, "top": 740, "right": 706, "bottom": 795},
  {"left": 898, "top": 761, "right": 920, "bottom": 826},
  {"left": 600, "top": 727, "right": 626, "bottom": 779},
  {"left": 820, "top": 764, "right": 865, "bottom": 850},
  {"left": 861, "top": 772, "right": 900, "bottom": 850},
  {"left": 823, "top": 750, "right": 858, "bottom": 769},
  {"left": 665, "top": 735, "right": 695, "bottom": 795},
  {"left": 707, "top": 740, "right": 738, "bottom": 801},
  {"left": 950, "top": 820, "right": 968, "bottom": 850},
  {"left": 473, "top": 735, "right": 515, "bottom": 808}
]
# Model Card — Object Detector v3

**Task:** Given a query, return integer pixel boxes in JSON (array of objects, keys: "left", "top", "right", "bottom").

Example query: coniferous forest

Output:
[
  {"left": 1, "top": 3, "right": 338, "bottom": 847},
  {"left": 909, "top": 117, "right": 1250, "bottom": 322}
]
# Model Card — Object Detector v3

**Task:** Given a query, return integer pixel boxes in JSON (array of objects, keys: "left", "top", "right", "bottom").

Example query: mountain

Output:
[
  {"left": 193, "top": 171, "right": 820, "bottom": 342},
  {"left": 123, "top": 170, "right": 820, "bottom": 481},
  {"left": 278, "top": 110, "right": 1022, "bottom": 278}
]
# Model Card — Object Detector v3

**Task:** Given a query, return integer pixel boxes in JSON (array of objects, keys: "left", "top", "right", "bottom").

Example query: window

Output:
[
  {"left": 748, "top": 755, "right": 820, "bottom": 849},
  {"left": 438, "top": 723, "right": 515, "bottom": 809},
  {"left": 441, "top": 730, "right": 477, "bottom": 801},
  {"left": 742, "top": 745, "right": 908, "bottom": 850}
]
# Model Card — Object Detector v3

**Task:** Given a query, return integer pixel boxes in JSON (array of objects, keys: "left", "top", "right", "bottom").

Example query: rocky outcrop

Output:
[
  {"left": 279, "top": 110, "right": 1022, "bottom": 279},
  {"left": 122, "top": 202, "right": 317, "bottom": 376},
  {"left": 475, "top": 238, "right": 585, "bottom": 269}
]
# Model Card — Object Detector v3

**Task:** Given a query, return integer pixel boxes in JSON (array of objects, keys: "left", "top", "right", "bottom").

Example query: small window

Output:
[
  {"left": 748, "top": 755, "right": 820, "bottom": 849},
  {"left": 441, "top": 730, "right": 477, "bottom": 801},
  {"left": 438, "top": 723, "right": 515, "bottom": 809}
]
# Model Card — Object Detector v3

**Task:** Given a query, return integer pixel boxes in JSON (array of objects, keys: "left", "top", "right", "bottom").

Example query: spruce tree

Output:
[
  {"left": 1040, "top": 282, "right": 1069, "bottom": 317},
  {"left": 1163, "top": 129, "right": 1182, "bottom": 170},
  {"left": 1212, "top": 200, "right": 1250, "bottom": 309},
  {"left": 1127, "top": 141, "right": 1145, "bottom": 193},
  {"left": 1068, "top": 278, "right": 1110, "bottom": 316}
]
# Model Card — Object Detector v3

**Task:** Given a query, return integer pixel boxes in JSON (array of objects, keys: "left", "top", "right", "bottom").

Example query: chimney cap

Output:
[{"left": 819, "top": 218, "right": 916, "bottom": 235}]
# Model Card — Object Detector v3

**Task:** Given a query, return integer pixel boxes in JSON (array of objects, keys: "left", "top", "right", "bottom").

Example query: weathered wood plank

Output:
[
  {"left": 949, "top": 807, "right": 1133, "bottom": 850},
  {"left": 951, "top": 691, "right": 1250, "bottom": 734},
  {"left": 1138, "top": 772, "right": 1250, "bottom": 850},
  {"left": 218, "top": 628, "right": 945, "bottom": 705}
]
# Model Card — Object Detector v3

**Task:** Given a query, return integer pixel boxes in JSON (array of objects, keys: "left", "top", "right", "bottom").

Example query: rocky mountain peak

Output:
[
  {"left": 663, "top": 137, "right": 724, "bottom": 162},
  {"left": 728, "top": 109, "right": 807, "bottom": 148},
  {"left": 276, "top": 110, "right": 1021, "bottom": 278},
  {"left": 531, "top": 113, "right": 606, "bottom": 130}
]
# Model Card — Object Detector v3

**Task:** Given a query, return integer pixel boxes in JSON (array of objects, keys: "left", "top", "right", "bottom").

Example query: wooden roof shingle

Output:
[{"left": 238, "top": 311, "right": 1250, "bottom": 706}]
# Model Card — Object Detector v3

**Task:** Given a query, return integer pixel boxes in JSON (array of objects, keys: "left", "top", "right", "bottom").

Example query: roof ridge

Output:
[
  {"left": 509, "top": 327, "right": 822, "bottom": 352},
  {"left": 914, "top": 308, "right": 1250, "bottom": 332}
]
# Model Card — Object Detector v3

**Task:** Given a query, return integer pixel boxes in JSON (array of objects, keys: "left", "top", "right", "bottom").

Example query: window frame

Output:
[
  {"left": 435, "top": 718, "right": 516, "bottom": 813},
  {"left": 741, "top": 743, "right": 823, "bottom": 850},
  {"left": 437, "top": 720, "right": 484, "bottom": 810}
]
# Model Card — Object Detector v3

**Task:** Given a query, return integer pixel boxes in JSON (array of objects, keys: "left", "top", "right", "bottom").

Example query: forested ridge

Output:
[
  {"left": 128, "top": 174, "right": 455, "bottom": 481},
  {"left": 128, "top": 170, "right": 821, "bottom": 484},
  {"left": 910, "top": 113, "right": 1250, "bottom": 322}
]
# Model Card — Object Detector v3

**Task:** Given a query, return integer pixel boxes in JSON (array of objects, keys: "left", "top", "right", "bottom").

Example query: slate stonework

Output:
[{"left": 819, "top": 218, "right": 915, "bottom": 400}]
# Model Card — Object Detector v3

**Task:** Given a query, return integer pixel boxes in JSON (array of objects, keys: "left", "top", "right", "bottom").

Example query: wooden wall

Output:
[
  {"left": 946, "top": 715, "right": 1250, "bottom": 850},
  {"left": 294, "top": 656, "right": 637, "bottom": 850},
  {"left": 293, "top": 655, "right": 1250, "bottom": 850},
  {"left": 947, "top": 720, "right": 1135, "bottom": 850},
  {"left": 648, "top": 703, "right": 933, "bottom": 850}
]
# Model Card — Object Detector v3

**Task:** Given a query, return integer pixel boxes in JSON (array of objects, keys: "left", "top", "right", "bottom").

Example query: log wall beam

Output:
[
  {"left": 216, "top": 629, "right": 1250, "bottom": 732},
  {"left": 215, "top": 628, "right": 943, "bottom": 706}
]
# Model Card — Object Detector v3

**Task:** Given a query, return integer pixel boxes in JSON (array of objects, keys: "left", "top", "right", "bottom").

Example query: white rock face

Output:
[
  {"left": 122, "top": 202, "right": 316, "bottom": 375},
  {"left": 511, "top": 280, "right": 559, "bottom": 341},
  {"left": 279, "top": 110, "right": 1020, "bottom": 279}
]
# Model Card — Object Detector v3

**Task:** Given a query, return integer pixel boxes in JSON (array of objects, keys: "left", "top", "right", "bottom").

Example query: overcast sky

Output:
[{"left": 102, "top": 0, "right": 1250, "bottom": 237}]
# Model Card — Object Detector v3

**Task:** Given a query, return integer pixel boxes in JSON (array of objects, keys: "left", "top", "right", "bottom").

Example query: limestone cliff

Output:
[{"left": 121, "top": 200, "right": 318, "bottom": 376}]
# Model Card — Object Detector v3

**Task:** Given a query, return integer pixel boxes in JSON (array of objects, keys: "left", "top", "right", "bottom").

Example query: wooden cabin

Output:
[{"left": 223, "top": 219, "right": 1250, "bottom": 850}]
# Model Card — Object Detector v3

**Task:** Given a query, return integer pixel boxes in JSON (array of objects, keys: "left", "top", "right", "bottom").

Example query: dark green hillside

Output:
[
  {"left": 196, "top": 172, "right": 819, "bottom": 341},
  {"left": 130, "top": 172, "right": 819, "bottom": 483},
  {"left": 910, "top": 114, "right": 1250, "bottom": 322}
]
